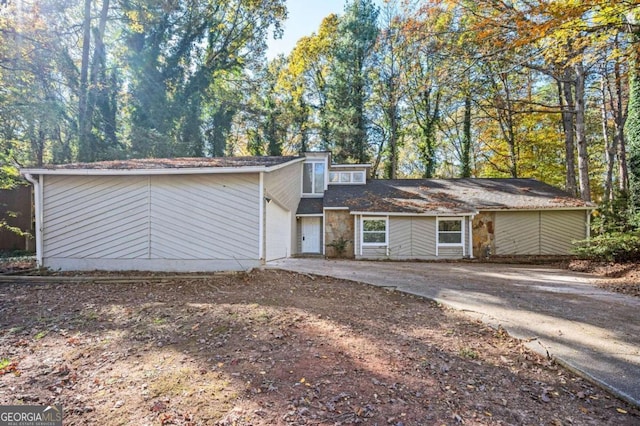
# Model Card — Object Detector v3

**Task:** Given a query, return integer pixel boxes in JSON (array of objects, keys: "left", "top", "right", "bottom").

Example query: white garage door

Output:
[{"left": 265, "top": 201, "right": 290, "bottom": 261}]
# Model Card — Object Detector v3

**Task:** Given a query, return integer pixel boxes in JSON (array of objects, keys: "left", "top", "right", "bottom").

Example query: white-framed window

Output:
[
  {"left": 361, "top": 216, "right": 388, "bottom": 246},
  {"left": 437, "top": 217, "right": 463, "bottom": 245},
  {"left": 302, "top": 161, "right": 326, "bottom": 195},
  {"left": 329, "top": 171, "right": 366, "bottom": 185}
]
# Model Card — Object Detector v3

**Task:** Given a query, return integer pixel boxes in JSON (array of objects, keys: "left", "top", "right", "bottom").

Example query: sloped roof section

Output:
[
  {"left": 324, "top": 178, "right": 593, "bottom": 214},
  {"left": 296, "top": 198, "right": 324, "bottom": 215},
  {"left": 35, "top": 156, "right": 300, "bottom": 170}
]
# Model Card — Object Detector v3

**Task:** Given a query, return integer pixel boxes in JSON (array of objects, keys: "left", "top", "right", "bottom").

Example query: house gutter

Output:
[
  {"left": 19, "top": 158, "right": 306, "bottom": 177},
  {"left": 23, "top": 173, "right": 43, "bottom": 267},
  {"left": 468, "top": 214, "right": 475, "bottom": 259}
]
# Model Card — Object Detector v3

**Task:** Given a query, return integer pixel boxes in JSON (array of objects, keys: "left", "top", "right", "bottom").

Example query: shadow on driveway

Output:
[{"left": 267, "top": 258, "right": 640, "bottom": 408}]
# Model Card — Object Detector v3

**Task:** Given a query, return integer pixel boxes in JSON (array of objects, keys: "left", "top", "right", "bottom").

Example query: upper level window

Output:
[
  {"left": 303, "top": 162, "right": 325, "bottom": 195},
  {"left": 438, "top": 218, "right": 463, "bottom": 245},
  {"left": 329, "top": 171, "right": 366, "bottom": 184},
  {"left": 362, "top": 217, "right": 387, "bottom": 245}
]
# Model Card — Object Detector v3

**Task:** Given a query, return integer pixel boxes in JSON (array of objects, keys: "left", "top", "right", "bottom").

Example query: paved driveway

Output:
[{"left": 267, "top": 258, "right": 640, "bottom": 407}]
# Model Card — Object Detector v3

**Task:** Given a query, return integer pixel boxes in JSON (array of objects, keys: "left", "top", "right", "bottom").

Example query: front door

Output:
[{"left": 301, "top": 217, "right": 321, "bottom": 253}]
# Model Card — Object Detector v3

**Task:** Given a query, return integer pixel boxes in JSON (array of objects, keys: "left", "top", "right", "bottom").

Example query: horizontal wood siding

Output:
[
  {"left": 540, "top": 211, "right": 586, "bottom": 255},
  {"left": 149, "top": 174, "right": 259, "bottom": 260},
  {"left": 437, "top": 246, "right": 464, "bottom": 258},
  {"left": 44, "top": 175, "right": 149, "bottom": 259},
  {"left": 494, "top": 211, "right": 540, "bottom": 255},
  {"left": 361, "top": 246, "right": 388, "bottom": 257}
]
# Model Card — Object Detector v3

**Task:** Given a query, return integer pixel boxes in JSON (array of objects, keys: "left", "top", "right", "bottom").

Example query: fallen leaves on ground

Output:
[
  {"left": 0, "top": 269, "right": 638, "bottom": 425},
  {"left": 569, "top": 260, "right": 640, "bottom": 298}
]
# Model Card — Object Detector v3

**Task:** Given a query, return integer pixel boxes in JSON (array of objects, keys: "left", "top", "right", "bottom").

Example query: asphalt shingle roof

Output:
[
  {"left": 296, "top": 198, "right": 324, "bottom": 215},
  {"left": 37, "top": 156, "right": 301, "bottom": 170},
  {"left": 324, "top": 178, "right": 593, "bottom": 214}
]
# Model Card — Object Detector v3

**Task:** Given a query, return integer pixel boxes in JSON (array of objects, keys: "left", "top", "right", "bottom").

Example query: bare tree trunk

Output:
[
  {"left": 559, "top": 73, "right": 577, "bottom": 196},
  {"left": 601, "top": 71, "right": 615, "bottom": 202},
  {"left": 77, "top": 0, "right": 92, "bottom": 160},
  {"left": 574, "top": 62, "right": 591, "bottom": 201},
  {"left": 388, "top": 102, "right": 399, "bottom": 178},
  {"left": 613, "top": 55, "right": 629, "bottom": 192},
  {"left": 460, "top": 92, "right": 472, "bottom": 178}
]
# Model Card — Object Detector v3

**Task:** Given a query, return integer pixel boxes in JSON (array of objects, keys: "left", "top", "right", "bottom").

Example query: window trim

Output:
[
  {"left": 302, "top": 160, "right": 327, "bottom": 196},
  {"left": 329, "top": 170, "right": 366, "bottom": 185},
  {"left": 361, "top": 216, "right": 388, "bottom": 247},
  {"left": 436, "top": 217, "right": 464, "bottom": 247}
]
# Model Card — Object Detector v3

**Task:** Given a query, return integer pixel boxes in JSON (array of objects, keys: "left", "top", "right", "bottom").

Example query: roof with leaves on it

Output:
[
  {"left": 323, "top": 178, "right": 594, "bottom": 215},
  {"left": 31, "top": 156, "right": 302, "bottom": 170}
]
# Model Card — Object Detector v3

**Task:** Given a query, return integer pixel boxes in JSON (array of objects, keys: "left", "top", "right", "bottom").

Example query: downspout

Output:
[
  {"left": 586, "top": 210, "right": 591, "bottom": 240},
  {"left": 23, "top": 173, "right": 43, "bottom": 267},
  {"left": 259, "top": 172, "right": 265, "bottom": 263},
  {"left": 468, "top": 215, "right": 475, "bottom": 259},
  {"left": 435, "top": 216, "right": 439, "bottom": 257},
  {"left": 322, "top": 212, "right": 326, "bottom": 256}
]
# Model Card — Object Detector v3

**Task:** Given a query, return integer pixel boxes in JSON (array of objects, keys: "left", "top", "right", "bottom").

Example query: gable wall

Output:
[
  {"left": 42, "top": 173, "right": 260, "bottom": 271},
  {"left": 264, "top": 161, "right": 302, "bottom": 256}
]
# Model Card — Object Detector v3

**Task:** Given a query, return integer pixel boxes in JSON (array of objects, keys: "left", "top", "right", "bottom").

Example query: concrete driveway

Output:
[{"left": 267, "top": 258, "right": 640, "bottom": 408}]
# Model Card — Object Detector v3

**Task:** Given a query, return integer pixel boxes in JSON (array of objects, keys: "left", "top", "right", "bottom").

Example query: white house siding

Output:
[
  {"left": 264, "top": 162, "right": 302, "bottom": 256},
  {"left": 265, "top": 201, "right": 290, "bottom": 260},
  {"left": 494, "top": 210, "right": 586, "bottom": 255},
  {"left": 42, "top": 173, "right": 260, "bottom": 271}
]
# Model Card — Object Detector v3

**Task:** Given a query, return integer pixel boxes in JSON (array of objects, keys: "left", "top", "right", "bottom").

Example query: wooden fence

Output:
[{"left": 0, "top": 185, "right": 34, "bottom": 252}]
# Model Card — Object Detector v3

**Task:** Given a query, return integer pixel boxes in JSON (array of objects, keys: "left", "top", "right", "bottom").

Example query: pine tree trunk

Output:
[
  {"left": 460, "top": 93, "right": 472, "bottom": 178},
  {"left": 613, "top": 56, "right": 629, "bottom": 192},
  {"left": 574, "top": 62, "right": 591, "bottom": 201},
  {"left": 601, "top": 72, "right": 615, "bottom": 202},
  {"left": 77, "top": 0, "right": 92, "bottom": 161},
  {"left": 559, "top": 75, "right": 578, "bottom": 196}
]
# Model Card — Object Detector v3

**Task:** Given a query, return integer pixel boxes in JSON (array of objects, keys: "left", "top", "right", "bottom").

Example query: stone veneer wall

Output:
[
  {"left": 472, "top": 211, "right": 495, "bottom": 258},
  {"left": 324, "top": 210, "right": 355, "bottom": 258}
]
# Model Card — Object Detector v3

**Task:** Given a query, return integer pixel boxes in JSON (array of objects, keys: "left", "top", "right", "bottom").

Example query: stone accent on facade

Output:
[
  {"left": 473, "top": 212, "right": 495, "bottom": 258},
  {"left": 324, "top": 210, "right": 355, "bottom": 258}
]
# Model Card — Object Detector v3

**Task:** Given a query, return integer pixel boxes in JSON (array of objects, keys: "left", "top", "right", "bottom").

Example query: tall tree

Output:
[
  {"left": 627, "top": 32, "right": 640, "bottom": 206},
  {"left": 327, "top": 0, "right": 379, "bottom": 163},
  {"left": 122, "top": 0, "right": 286, "bottom": 158},
  {"left": 371, "top": 0, "right": 405, "bottom": 178}
]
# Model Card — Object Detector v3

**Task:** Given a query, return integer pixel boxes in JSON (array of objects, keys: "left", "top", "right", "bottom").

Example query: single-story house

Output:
[{"left": 21, "top": 152, "right": 594, "bottom": 271}]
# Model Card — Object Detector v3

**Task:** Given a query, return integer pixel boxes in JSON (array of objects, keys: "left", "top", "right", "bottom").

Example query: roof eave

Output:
[
  {"left": 20, "top": 157, "right": 304, "bottom": 176},
  {"left": 478, "top": 206, "right": 595, "bottom": 211},
  {"left": 349, "top": 211, "right": 478, "bottom": 217}
]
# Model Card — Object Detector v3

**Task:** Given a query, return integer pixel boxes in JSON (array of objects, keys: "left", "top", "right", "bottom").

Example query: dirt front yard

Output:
[{"left": 0, "top": 269, "right": 638, "bottom": 425}]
